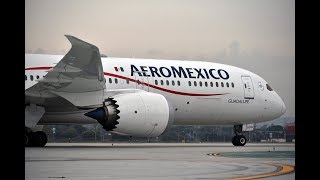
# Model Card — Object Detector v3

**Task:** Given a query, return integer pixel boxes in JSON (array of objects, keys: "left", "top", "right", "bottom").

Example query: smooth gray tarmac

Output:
[{"left": 25, "top": 143, "right": 295, "bottom": 180}]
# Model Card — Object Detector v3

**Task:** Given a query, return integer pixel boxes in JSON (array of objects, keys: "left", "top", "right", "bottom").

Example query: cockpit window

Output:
[{"left": 266, "top": 84, "right": 273, "bottom": 91}]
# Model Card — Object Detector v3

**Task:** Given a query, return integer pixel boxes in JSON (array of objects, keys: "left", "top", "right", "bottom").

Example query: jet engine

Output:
[{"left": 85, "top": 92, "right": 174, "bottom": 137}]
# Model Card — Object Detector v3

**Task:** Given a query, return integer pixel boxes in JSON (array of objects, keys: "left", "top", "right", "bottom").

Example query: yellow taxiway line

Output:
[{"left": 227, "top": 162, "right": 295, "bottom": 180}]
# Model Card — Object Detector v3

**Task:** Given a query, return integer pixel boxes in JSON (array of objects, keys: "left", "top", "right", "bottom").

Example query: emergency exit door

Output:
[{"left": 241, "top": 76, "right": 254, "bottom": 99}]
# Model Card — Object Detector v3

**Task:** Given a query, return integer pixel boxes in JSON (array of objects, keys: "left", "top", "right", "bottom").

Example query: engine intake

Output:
[{"left": 84, "top": 98, "right": 120, "bottom": 131}]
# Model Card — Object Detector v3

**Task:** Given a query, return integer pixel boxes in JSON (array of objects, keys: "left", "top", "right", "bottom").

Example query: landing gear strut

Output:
[
  {"left": 25, "top": 128, "right": 48, "bottom": 147},
  {"left": 232, "top": 125, "right": 247, "bottom": 146}
]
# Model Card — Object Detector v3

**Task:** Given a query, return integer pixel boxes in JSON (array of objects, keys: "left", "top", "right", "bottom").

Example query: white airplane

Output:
[{"left": 25, "top": 35, "right": 286, "bottom": 147}]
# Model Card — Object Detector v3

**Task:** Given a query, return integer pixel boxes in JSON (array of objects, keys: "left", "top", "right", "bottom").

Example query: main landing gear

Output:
[
  {"left": 232, "top": 125, "right": 247, "bottom": 146},
  {"left": 25, "top": 128, "right": 48, "bottom": 147}
]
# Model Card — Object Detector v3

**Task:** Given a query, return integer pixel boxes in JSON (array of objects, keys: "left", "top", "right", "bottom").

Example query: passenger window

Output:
[
  {"left": 172, "top": 80, "right": 175, "bottom": 86},
  {"left": 216, "top": 82, "right": 219, "bottom": 87},
  {"left": 188, "top": 81, "right": 191, "bottom": 86},
  {"left": 25, "top": 75, "right": 27, "bottom": 81},
  {"left": 177, "top": 81, "right": 181, "bottom": 86},
  {"left": 194, "top": 81, "right": 197, "bottom": 86},
  {"left": 36, "top": 75, "right": 39, "bottom": 79},
  {"left": 109, "top": 78, "right": 112, "bottom": 84},
  {"left": 30, "top": 75, "right": 33, "bottom": 81},
  {"left": 155, "top": 80, "right": 158, "bottom": 85},
  {"left": 199, "top": 81, "right": 202, "bottom": 87},
  {"left": 226, "top": 82, "right": 229, "bottom": 87},
  {"left": 210, "top": 82, "right": 213, "bottom": 87},
  {"left": 115, "top": 78, "right": 118, "bottom": 84},
  {"left": 221, "top": 82, "right": 224, "bottom": 87},
  {"left": 166, "top": 80, "right": 169, "bottom": 86},
  {"left": 205, "top": 82, "right": 208, "bottom": 87},
  {"left": 266, "top": 84, "right": 273, "bottom": 91},
  {"left": 231, "top": 82, "right": 234, "bottom": 88},
  {"left": 126, "top": 79, "right": 130, "bottom": 84},
  {"left": 161, "top": 80, "right": 164, "bottom": 85}
]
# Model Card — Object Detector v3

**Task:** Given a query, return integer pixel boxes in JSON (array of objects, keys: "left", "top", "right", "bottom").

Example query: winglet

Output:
[
  {"left": 65, "top": 35, "right": 108, "bottom": 57},
  {"left": 64, "top": 35, "right": 98, "bottom": 49}
]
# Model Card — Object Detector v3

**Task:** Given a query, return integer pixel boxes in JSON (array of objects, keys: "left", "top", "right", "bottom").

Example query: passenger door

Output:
[{"left": 241, "top": 76, "right": 254, "bottom": 99}]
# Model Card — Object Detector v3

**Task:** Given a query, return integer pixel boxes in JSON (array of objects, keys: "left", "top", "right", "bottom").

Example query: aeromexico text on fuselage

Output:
[{"left": 130, "top": 65, "right": 230, "bottom": 79}]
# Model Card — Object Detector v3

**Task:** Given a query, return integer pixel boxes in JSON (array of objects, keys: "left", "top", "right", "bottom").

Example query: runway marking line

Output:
[{"left": 226, "top": 162, "right": 295, "bottom": 180}]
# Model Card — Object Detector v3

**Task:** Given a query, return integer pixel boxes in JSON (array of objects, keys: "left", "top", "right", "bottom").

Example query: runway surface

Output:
[{"left": 25, "top": 143, "right": 295, "bottom": 180}]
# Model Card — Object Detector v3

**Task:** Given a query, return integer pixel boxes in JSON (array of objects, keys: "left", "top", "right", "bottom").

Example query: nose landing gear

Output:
[
  {"left": 25, "top": 128, "right": 48, "bottom": 147},
  {"left": 232, "top": 125, "right": 247, "bottom": 146}
]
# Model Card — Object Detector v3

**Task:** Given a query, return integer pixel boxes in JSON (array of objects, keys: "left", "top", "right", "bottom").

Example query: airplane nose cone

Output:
[
  {"left": 274, "top": 92, "right": 286, "bottom": 117},
  {"left": 280, "top": 99, "right": 286, "bottom": 115}
]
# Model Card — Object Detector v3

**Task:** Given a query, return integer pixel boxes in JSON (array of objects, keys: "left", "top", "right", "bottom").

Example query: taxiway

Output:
[{"left": 25, "top": 143, "right": 295, "bottom": 180}]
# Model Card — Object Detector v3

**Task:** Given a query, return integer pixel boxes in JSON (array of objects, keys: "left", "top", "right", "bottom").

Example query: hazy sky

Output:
[{"left": 25, "top": 0, "right": 295, "bottom": 117}]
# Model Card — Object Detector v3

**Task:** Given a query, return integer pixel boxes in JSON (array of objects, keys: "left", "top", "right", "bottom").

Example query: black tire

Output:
[
  {"left": 238, "top": 135, "right": 247, "bottom": 146},
  {"left": 25, "top": 133, "right": 30, "bottom": 146},
  {"left": 31, "top": 131, "right": 48, "bottom": 147},
  {"left": 232, "top": 136, "right": 239, "bottom": 146}
]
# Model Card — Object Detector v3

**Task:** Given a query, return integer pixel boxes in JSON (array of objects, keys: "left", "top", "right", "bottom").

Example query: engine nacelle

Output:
[{"left": 85, "top": 92, "right": 174, "bottom": 137}]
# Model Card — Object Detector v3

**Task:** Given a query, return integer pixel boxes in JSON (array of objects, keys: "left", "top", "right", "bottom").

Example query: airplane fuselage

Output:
[
  {"left": 25, "top": 54, "right": 285, "bottom": 126},
  {"left": 24, "top": 35, "right": 287, "bottom": 147}
]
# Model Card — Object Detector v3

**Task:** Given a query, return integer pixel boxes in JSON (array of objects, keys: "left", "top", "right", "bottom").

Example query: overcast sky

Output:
[{"left": 25, "top": 0, "right": 295, "bottom": 117}]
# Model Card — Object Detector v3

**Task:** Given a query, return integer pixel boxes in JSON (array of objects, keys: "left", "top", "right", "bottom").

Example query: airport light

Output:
[
  {"left": 102, "top": 133, "right": 112, "bottom": 142},
  {"left": 52, "top": 127, "right": 56, "bottom": 142}
]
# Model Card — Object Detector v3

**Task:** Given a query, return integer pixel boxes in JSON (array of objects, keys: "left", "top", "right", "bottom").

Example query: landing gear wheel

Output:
[
  {"left": 25, "top": 133, "right": 30, "bottom": 146},
  {"left": 232, "top": 124, "right": 247, "bottom": 146},
  {"left": 31, "top": 131, "right": 48, "bottom": 147},
  {"left": 238, "top": 135, "right": 247, "bottom": 146},
  {"left": 232, "top": 135, "right": 247, "bottom": 146},
  {"left": 232, "top": 136, "right": 238, "bottom": 146}
]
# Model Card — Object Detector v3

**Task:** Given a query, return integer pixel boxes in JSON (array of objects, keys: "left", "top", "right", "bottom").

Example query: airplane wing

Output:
[{"left": 25, "top": 35, "right": 106, "bottom": 107}]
